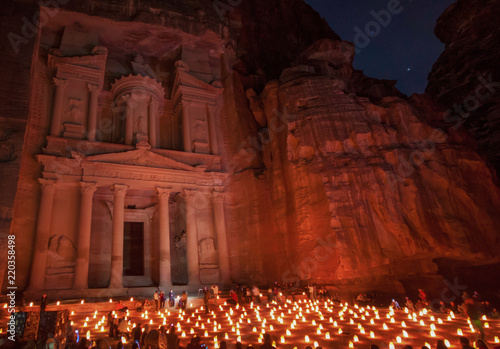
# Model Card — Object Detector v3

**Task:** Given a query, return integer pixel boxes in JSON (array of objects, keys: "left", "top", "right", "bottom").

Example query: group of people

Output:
[
  {"left": 153, "top": 290, "right": 176, "bottom": 310},
  {"left": 394, "top": 289, "right": 499, "bottom": 342}
]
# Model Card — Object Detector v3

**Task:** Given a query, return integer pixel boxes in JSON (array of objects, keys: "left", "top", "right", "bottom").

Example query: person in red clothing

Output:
[
  {"left": 115, "top": 300, "right": 128, "bottom": 313},
  {"left": 418, "top": 289, "right": 427, "bottom": 306}
]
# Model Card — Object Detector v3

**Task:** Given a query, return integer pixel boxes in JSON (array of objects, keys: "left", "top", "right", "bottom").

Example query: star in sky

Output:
[{"left": 304, "top": 0, "right": 456, "bottom": 95}]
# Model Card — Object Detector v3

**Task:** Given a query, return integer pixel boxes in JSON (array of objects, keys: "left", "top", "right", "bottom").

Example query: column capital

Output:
[
  {"left": 87, "top": 83, "right": 100, "bottom": 93},
  {"left": 80, "top": 182, "right": 97, "bottom": 194},
  {"left": 121, "top": 93, "right": 137, "bottom": 107},
  {"left": 156, "top": 187, "right": 173, "bottom": 198},
  {"left": 183, "top": 188, "right": 198, "bottom": 201},
  {"left": 53, "top": 77, "right": 68, "bottom": 88},
  {"left": 111, "top": 184, "right": 128, "bottom": 196},
  {"left": 38, "top": 178, "right": 56, "bottom": 191}
]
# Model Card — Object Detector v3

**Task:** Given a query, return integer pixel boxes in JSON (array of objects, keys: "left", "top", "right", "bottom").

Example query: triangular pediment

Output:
[
  {"left": 174, "top": 69, "right": 222, "bottom": 92},
  {"left": 84, "top": 147, "right": 197, "bottom": 171}
]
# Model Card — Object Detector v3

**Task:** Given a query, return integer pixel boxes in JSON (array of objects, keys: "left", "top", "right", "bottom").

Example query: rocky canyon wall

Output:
[{"left": 426, "top": 0, "right": 500, "bottom": 175}]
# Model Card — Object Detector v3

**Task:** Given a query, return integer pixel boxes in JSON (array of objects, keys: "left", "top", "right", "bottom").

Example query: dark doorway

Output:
[{"left": 123, "top": 222, "right": 144, "bottom": 276}]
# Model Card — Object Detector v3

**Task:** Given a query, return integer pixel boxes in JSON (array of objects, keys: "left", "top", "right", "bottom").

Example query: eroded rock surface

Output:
[{"left": 426, "top": 0, "right": 500, "bottom": 174}]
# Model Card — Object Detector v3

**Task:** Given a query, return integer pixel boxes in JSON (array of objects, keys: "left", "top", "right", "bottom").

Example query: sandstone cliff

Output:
[
  {"left": 226, "top": 37, "right": 500, "bottom": 297},
  {"left": 426, "top": 0, "right": 500, "bottom": 175}
]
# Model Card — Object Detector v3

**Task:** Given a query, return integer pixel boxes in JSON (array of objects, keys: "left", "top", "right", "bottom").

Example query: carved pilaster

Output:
[
  {"left": 50, "top": 78, "right": 68, "bottom": 137},
  {"left": 29, "top": 179, "right": 57, "bottom": 290},
  {"left": 182, "top": 102, "right": 193, "bottom": 152},
  {"left": 207, "top": 105, "right": 219, "bottom": 155},
  {"left": 122, "top": 94, "right": 135, "bottom": 145},
  {"left": 212, "top": 190, "right": 230, "bottom": 285},
  {"left": 148, "top": 97, "right": 159, "bottom": 148},
  {"left": 156, "top": 187, "right": 172, "bottom": 287},
  {"left": 74, "top": 182, "right": 97, "bottom": 290},
  {"left": 183, "top": 188, "right": 200, "bottom": 285},
  {"left": 87, "top": 84, "right": 100, "bottom": 142},
  {"left": 110, "top": 184, "right": 128, "bottom": 288}
]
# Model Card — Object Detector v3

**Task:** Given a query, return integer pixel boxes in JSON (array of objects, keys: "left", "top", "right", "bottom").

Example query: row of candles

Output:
[{"left": 3, "top": 298, "right": 499, "bottom": 348}]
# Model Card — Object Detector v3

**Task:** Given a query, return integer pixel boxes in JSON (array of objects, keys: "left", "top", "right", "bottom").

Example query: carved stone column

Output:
[
  {"left": 182, "top": 102, "right": 192, "bottom": 152},
  {"left": 183, "top": 189, "right": 200, "bottom": 285},
  {"left": 73, "top": 182, "right": 97, "bottom": 290},
  {"left": 213, "top": 191, "right": 231, "bottom": 285},
  {"left": 123, "top": 95, "right": 134, "bottom": 145},
  {"left": 29, "top": 179, "right": 56, "bottom": 290},
  {"left": 50, "top": 78, "right": 68, "bottom": 137},
  {"left": 207, "top": 106, "right": 219, "bottom": 155},
  {"left": 148, "top": 97, "right": 158, "bottom": 148},
  {"left": 110, "top": 184, "right": 128, "bottom": 288},
  {"left": 156, "top": 187, "right": 172, "bottom": 288},
  {"left": 87, "top": 84, "right": 100, "bottom": 142}
]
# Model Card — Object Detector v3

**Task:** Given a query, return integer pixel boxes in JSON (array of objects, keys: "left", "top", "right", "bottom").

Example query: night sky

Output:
[{"left": 304, "top": 0, "right": 456, "bottom": 96}]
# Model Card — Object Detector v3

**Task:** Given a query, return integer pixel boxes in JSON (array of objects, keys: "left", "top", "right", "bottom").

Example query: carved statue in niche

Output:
[
  {"left": 174, "top": 230, "right": 187, "bottom": 251},
  {"left": 131, "top": 54, "right": 157, "bottom": 79},
  {"left": 194, "top": 119, "right": 208, "bottom": 142},
  {"left": 67, "top": 98, "right": 84, "bottom": 124},
  {"left": 135, "top": 114, "right": 145, "bottom": 134},
  {"left": 199, "top": 237, "right": 217, "bottom": 264},
  {"left": 47, "top": 234, "right": 76, "bottom": 264}
]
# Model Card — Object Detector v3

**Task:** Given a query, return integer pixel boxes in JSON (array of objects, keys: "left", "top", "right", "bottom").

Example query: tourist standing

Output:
[
  {"left": 169, "top": 289, "right": 175, "bottom": 307},
  {"left": 464, "top": 298, "right": 485, "bottom": 340},
  {"left": 203, "top": 287, "right": 210, "bottom": 313},
  {"left": 160, "top": 290, "right": 166, "bottom": 309},
  {"left": 252, "top": 285, "right": 261, "bottom": 303},
  {"left": 154, "top": 291, "right": 159, "bottom": 311},
  {"left": 180, "top": 291, "right": 188, "bottom": 310},
  {"left": 211, "top": 284, "right": 219, "bottom": 304},
  {"left": 40, "top": 294, "right": 47, "bottom": 313}
]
